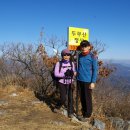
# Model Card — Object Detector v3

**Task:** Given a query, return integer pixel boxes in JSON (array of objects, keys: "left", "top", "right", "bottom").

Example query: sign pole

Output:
[{"left": 75, "top": 50, "right": 79, "bottom": 116}]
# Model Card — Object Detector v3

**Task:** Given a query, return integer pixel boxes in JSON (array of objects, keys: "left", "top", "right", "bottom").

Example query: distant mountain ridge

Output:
[
  {"left": 112, "top": 60, "right": 130, "bottom": 67},
  {"left": 102, "top": 60, "right": 130, "bottom": 92},
  {"left": 112, "top": 63, "right": 130, "bottom": 79},
  {"left": 103, "top": 59, "right": 130, "bottom": 67}
]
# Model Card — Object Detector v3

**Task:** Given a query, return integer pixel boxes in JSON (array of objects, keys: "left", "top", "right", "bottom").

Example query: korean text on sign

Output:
[{"left": 68, "top": 27, "right": 89, "bottom": 50}]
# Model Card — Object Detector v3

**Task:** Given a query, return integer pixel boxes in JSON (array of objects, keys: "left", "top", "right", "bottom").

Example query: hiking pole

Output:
[
  {"left": 70, "top": 74, "right": 73, "bottom": 116},
  {"left": 67, "top": 75, "right": 73, "bottom": 117},
  {"left": 64, "top": 76, "right": 69, "bottom": 115},
  {"left": 64, "top": 69, "right": 74, "bottom": 116},
  {"left": 76, "top": 81, "right": 79, "bottom": 115},
  {"left": 76, "top": 50, "right": 79, "bottom": 116},
  {"left": 65, "top": 74, "right": 73, "bottom": 117}
]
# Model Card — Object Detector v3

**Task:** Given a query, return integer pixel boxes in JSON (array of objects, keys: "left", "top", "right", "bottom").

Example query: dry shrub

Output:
[
  {"left": 93, "top": 80, "right": 130, "bottom": 120},
  {"left": 0, "top": 43, "right": 61, "bottom": 98}
]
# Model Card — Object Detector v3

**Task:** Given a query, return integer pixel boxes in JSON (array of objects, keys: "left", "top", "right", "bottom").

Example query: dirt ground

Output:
[{"left": 0, "top": 86, "right": 95, "bottom": 130}]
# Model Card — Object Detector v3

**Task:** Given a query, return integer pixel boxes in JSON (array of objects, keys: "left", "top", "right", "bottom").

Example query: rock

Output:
[
  {"left": 71, "top": 115, "right": 81, "bottom": 122},
  {"left": 93, "top": 119, "right": 105, "bottom": 130},
  {"left": 61, "top": 109, "right": 68, "bottom": 117},
  {"left": 0, "top": 110, "right": 6, "bottom": 115},
  {"left": 108, "top": 117, "right": 125, "bottom": 130},
  {"left": 0, "top": 100, "right": 8, "bottom": 106},
  {"left": 51, "top": 121, "right": 65, "bottom": 126},
  {"left": 127, "top": 121, "right": 130, "bottom": 130},
  {"left": 124, "top": 121, "right": 130, "bottom": 130},
  {"left": 10, "top": 93, "right": 18, "bottom": 97}
]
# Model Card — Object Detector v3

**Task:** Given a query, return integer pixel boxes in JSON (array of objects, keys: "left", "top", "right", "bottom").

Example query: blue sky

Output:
[{"left": 0, "top": 0, "right": 130, "bottom": 60}]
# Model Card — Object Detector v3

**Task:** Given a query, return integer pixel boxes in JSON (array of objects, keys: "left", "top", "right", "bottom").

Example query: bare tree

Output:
[
  {"left": 90, "top": 40, "right": 106, "bottom": 55},
  {"left": 1, "top": 42, "right": 54, "bottom": 96},
  {"left": 45, "top": 35, "right": 66, "bottom": 57}
]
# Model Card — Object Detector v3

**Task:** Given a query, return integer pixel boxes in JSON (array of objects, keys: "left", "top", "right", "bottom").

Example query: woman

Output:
[{"left": 54, "top": 49, "right": 76, "bottom": 118}]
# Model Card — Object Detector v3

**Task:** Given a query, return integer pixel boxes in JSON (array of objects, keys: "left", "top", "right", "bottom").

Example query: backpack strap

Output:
[
  {"left": 59, "top": 60, "right": 73, "bottom": 72},
  {"left": 70, "top": 61, "right": 73, "bottom": 70},
  {"left": 59, "top": 61, "right": 62, "bottom": 73}
]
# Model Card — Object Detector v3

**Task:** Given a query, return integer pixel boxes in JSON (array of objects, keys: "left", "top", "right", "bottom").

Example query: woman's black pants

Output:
[{"left": 57, "top": 82, "right": 73, "bottom": 115}]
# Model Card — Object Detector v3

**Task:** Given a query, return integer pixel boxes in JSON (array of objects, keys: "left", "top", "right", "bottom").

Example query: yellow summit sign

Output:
[{"left": 68, "top": 27, "right": 89, "bottom": 50}]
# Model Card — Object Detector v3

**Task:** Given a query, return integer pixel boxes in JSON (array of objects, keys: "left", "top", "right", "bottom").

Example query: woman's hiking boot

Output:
[
  {"left": 68, "top": 114, "right": 74, "bottom": 118},
  {"left": 77, "top": 115, "right": 91, "bottom": 122}
]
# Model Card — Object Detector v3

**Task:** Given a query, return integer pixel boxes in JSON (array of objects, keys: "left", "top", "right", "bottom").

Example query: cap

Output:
[
  {"left": 80, "top": 40, "right": 91, "bottom": 47},
  {"left": 61, "top": 49, "right": 71, "bottom": 56}
]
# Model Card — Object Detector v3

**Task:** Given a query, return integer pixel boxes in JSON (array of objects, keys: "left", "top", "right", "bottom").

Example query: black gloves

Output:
[{"left": 64, "top": 69, "right": 74, "bottom": 77}]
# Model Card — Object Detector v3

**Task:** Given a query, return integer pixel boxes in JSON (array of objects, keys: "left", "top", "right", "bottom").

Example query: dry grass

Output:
[
  {"left": 1, "top": 85, "right": 123, "bottom": 130},
  {"left": 0, "top": 85, "right": 92, "bottom": 130}
]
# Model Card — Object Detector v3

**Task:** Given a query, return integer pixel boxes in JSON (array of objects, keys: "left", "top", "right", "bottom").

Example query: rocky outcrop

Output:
[
  {"left": 108, "top": 117, "right": 130, "bottom": 130},
  {"left": 92, "top": 119, "right": 105, "bottom": 130}
]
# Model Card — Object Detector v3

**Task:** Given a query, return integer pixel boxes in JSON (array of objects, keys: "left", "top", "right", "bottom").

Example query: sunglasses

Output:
[
  {"left": 81, "top": 45, "right": 88, "bottom": 47},
  {"left": 63, "top": 53, "right": 71, "bottom": 56}
]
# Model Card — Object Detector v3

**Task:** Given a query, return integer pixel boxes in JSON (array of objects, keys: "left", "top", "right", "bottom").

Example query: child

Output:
[
  {"left": 54, "top": 49, "right": 76, "bottom": 118},
  {"left": 77, "top": 40, "right": 98, "bottom": 122}
]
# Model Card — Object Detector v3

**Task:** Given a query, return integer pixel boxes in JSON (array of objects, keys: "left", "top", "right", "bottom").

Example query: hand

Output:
[
  {"left": 64, "top": 69, "right": 74, "bottom": 77},
  {"left": 89, "top": 83, "right": 96, "bottom": 89},
  {"left": 74, "top": 72, "right": 77, "bottom": 76},
  {"left": 64, "top": 69, "right": 70, "bottom": 77}
]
